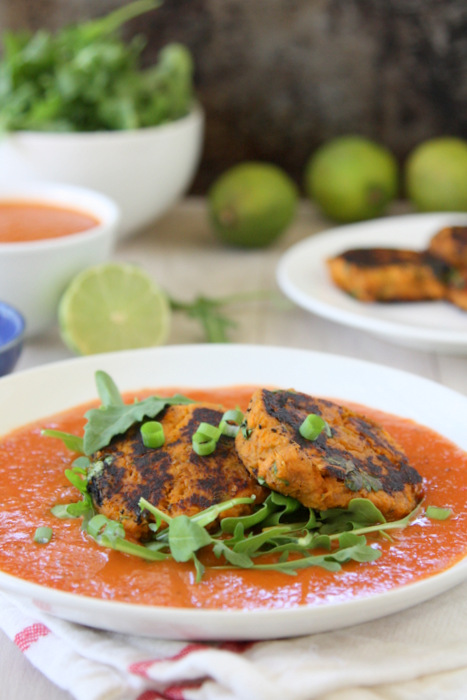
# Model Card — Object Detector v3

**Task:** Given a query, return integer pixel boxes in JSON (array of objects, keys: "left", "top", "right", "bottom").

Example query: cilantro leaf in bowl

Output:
[{"left": 0, "top": 0, "right": 194, "bottom": 132}]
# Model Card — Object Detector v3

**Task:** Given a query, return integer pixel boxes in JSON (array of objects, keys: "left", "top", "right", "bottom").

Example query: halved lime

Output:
[{"left": 58, "top": 262, "right": 171, "bottom": 355}]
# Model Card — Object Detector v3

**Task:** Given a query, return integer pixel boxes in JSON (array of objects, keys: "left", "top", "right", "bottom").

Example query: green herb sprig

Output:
[
  {"left": 170, "top": 290, "right": 288, "bottom": 343},
  {"left": 0, "top": 0, "right": 194, "bottom": 132}
]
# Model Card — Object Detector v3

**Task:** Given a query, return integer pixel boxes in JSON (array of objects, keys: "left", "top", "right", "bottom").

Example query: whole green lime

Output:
[
  {"left": 304, "top": 136, "right": 398, "bottom": 222},
  {"left": 405, "top": 137, "right": 467, "bottom": 212},
  {"left": 208, "top": 162, "right": 298, "bottom": 248}
]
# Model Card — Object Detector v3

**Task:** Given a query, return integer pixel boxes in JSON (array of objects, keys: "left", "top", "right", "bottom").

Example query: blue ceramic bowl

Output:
[{"left": 0, "top": 301, "right": 25, "bottom": 376}]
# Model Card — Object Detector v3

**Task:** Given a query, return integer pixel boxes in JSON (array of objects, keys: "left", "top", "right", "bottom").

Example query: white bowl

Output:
[
  {"left": 0, "top": 106, "right": 204, "bottom": 239},
  {"left": 0, "top": 183, "right": 119, "bottom": 337}
]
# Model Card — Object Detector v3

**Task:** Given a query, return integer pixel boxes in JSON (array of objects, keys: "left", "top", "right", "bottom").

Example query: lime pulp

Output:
[{"left": 58, "top": 262, "right": 171, "bottom": 355}]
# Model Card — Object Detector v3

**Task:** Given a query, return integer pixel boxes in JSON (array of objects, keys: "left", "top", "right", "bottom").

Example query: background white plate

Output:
[
  {"left": 277, "top": 213, "right": 467, "bottom": 353},
  {"left": 1, "top": 344, "right": 467, "bottom": 640}
]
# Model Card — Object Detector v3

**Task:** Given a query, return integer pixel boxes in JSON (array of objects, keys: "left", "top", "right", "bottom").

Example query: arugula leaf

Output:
[
  {"left": 139, "top": 497, "right": 172, "bottom": 531},
  {"left": 308, "top": 533, "right": 332, "bottom": 550},
  {"left": 50, "top": 458, "right": 94, "bottom": 521},
  {"left": 335, "top": 532, "right": 380, "bottom": 562},
  {"left": 262, "top": 491, "right": 303, "bottom": 526},
  {"left": 95, "top": 370, "right": 124, "bottom": 407},
  {"left": 86, "top": 514, "right": 167, "bottom": 561},
  {"left": 71, "top": 456, "right": 91, "bottom": 471},
  {"left": 212, "top": 540, "right": 253, "bottom": 569},
  {"left": 319, "top": 498, "right": 386, "bottom": 534},
  {"left": 41, "top": 371, "right": 195, "bottom": 456},
  {"left": 66, "top": 500, "right": 94, "bottom": 518},
  {"left": 220, "top": 498, "right": 274, "bottom": 533},
  {"left": 347, "top": 498, "right": 387, "bottom": 523},
  {"left": 64, "top": 468, "right": 87, "bottom": 495},
  {"left": 41, "top": 429, "right": 84, "bottom": 453},
  {"left": 232, "top": 525, "right": 293, "bottom": 555},
  {"left": 248, "top": 553, "right": 340, "bottom": 575},
  {"left": 83, "top": 393, "right": 194, "bottom": 454},
  {"left": 190, "top": 496, "right": 256, "bottom": 529},
  {"left": 82, "top": 370, "right": 194, "bottom": 454},
  {"left": 168, "top": 516, "right": 212, "bottom": 562}
]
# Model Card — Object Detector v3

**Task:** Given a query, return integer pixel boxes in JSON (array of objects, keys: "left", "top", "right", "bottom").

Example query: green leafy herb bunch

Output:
[{"left": 0, "top": 0, "right": 194, "bottom": 132}]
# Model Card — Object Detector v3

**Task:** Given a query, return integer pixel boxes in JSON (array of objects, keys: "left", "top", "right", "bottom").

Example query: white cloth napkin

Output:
[{"left": 2, "top": 579, "right": 467, "bottom": 700}]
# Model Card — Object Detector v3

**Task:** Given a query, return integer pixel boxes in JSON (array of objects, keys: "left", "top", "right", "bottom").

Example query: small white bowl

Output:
[
  {"left": 0, "top": 183, "right": 119, "bottom": 337},
  {"left": 0, "top": 106, "right": 204, "bottom": 239}
]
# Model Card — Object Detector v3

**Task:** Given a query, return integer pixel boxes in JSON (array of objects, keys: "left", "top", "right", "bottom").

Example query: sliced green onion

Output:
[
  {"left": 87, "top": 514, "right": 110, "bottom": 538},
  {"left": 299, "top": 413, "right": 328, "bottom": 441},
  {"left": 34, "top": 526, "right": 53, "bottom": 544},
  {"left": 219, "top": 419, "right": 239, "bottom": 438},
  {"left": 192, "top": 422, "right": 222, "bottom": 456},
  {"left": 51, "top": 504, "right": 79, "bottom": 519},
  {"left": 140, "top": 421, "right": 165, "bottom": 449},
  {"left": 221, "top": 408, "right": 244, "bottom": 424},
  {"left": 219, "top": 408, "right": 244, "bottom": 437},
  {"left": 192, "top": 432, "right": 217, "bottom": 456},
  {"left": 426, "top": 505, "right": 452, "bottom": 521},
  {"left": 196, "top": 422, "right": 222, "bottom": 441},
  {"left": 87, "top": 514, "right": 125, "bottom": 541},
  {"left": 100, "top": 519, "right": 125, "bottom": 541}
]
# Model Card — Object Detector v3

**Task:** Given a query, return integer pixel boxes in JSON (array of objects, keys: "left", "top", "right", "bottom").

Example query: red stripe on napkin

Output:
[
  {"left": 14, "top": 623, "right": 50, "bottom": 652},
  {"left": 130, "top": 640, "right": 254, "bottom": 679},
  {"left": 129, "top": 643, "right": 208, "bottom": 677}
]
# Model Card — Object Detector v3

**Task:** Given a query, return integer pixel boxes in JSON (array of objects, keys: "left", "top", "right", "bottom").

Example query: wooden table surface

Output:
[{"left": 2, "top": 197, "right": 467, "bottom": 700}]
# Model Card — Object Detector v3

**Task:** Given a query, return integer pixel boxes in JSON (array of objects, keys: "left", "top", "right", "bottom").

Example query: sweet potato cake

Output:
[
  {"left": 428, "top": 226, "right": 467, "bottom": 268},
  {"left": 444, "top": 267, "right": 467, "bottom": 311},
  {"left": 327, "top": 247, "right": 447, "bottom": 302},
  {"left": 88, "top": 402, "right": 267, "bottom": 540},
  {"left": 235, "top": 388, "right": 424, "bottom": 520},
  {"left": 426, "top": 226, "right": 467, "bottom": 311}
]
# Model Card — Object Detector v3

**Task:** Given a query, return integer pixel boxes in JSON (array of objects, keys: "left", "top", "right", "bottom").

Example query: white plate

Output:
[
  {"left": 277, "top": 213, "right": 467, "bottom": 353},
  {"left": 1, "top": 344, "right": 467, "bottom": 640}
]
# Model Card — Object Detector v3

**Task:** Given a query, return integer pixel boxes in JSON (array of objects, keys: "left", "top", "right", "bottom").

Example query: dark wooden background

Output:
[{"left": 3, "top": 0, "right": 467, "bottom": 194}]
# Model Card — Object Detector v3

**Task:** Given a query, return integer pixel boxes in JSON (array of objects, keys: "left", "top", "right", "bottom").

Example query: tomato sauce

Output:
[
  {"left": 0, "top": 201, "right": 99, "bottom": 243},
  {"left": 0, "top": 385, "right": 467, "bottom": 610}
]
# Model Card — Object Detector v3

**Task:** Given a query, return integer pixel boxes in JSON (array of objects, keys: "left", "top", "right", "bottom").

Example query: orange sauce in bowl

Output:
[
  {"left": 0, "top": 200, "right": 100, "bottom": 243},
  {"left": 0, "top": 385, "right": 467, "bottom": 610}
]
